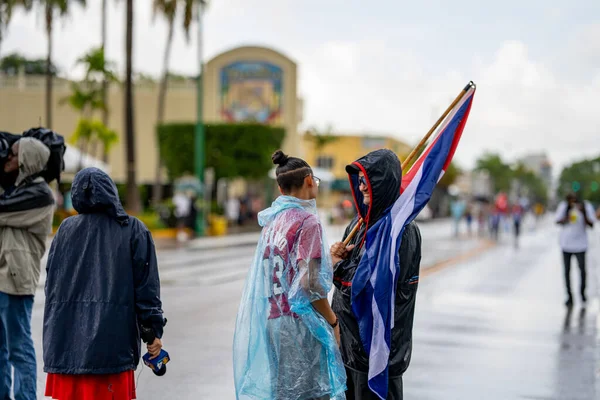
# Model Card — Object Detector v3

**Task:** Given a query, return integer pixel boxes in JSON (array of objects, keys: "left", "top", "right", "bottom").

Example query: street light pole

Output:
[{"left": 195, "top": 1, "right": 206, "bottom": 236}]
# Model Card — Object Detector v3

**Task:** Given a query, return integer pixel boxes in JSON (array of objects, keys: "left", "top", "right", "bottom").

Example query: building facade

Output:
[
  {"left": 203, "top": 46, "right": 302, "bottom": 157},
  {"left": 0, "top": 45, "right": 302, "bottom": 184},
  {"left": 303, "top": 133, "right": 411, "bottom": 180},
  {"left": 518, "top": 152, "right": 553, "bottom": 199},
  {"left": 302, "top": 133, "right": 411, "bottom": 208}
]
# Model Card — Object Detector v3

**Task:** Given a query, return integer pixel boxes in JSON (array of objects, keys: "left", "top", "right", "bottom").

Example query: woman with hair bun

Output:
[{"left": 233, "top": 150, "right": 346, "bottom": 400}]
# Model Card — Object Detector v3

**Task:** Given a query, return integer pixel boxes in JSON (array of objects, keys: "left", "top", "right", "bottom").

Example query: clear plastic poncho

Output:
[{"left": 233, "top": 195, "right": 347, "bottom": 400}]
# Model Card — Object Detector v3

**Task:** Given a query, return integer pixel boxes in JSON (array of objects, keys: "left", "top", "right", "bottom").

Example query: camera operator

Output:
[
  {"left": 0, "top": 138, "right": 55, "bottom": 400},
  {"left": 555, "top": 192, "right": 596, "bottom": 307}
]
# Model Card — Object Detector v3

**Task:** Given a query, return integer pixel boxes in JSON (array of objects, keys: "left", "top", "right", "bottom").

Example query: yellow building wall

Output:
[
  {"left": 302, "top": 134, "right": 412, "bottom": 209},
  {"left": 0, "top": 46, "right": 302, "bottom": 185},
  {"left": 0, "top": 75, "right": 196, "bottom": 184},
  {"left": 302, "top": 134, "right": 412, "bottom": 180}
]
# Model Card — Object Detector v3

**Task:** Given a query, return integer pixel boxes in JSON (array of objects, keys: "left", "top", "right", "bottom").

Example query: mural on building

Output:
[{"left": 220, "top": 61, "right": 283, "bottom": 124}]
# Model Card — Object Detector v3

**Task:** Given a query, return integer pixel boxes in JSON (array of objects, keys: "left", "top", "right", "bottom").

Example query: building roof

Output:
[{"left": 302, "top": 130, "right": 410, "bottom": 146}]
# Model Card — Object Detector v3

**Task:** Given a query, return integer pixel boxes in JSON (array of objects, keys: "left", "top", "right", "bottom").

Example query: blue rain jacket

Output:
[
  {"left": 43, "top": 168, "right": 165, "bottom": 374},
  {"left": 233, "top": 195, "right": 346, "bottom": 400}
]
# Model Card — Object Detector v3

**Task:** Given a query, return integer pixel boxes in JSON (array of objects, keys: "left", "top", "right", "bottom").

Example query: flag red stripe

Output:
[
  {"left": 401, "top": 92, "right": 474, "bottom": 192},
  {"left": 442, "top": 93, "right": 475, "bottom": 171}
]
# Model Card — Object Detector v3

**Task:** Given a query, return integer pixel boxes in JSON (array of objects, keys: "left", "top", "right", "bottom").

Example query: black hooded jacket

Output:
[
  {"left": 332, "top": 149, "right": 422, "bottom": 379},
  {"left": 43, "top": 168, "right": 165, "bottom": 374}
]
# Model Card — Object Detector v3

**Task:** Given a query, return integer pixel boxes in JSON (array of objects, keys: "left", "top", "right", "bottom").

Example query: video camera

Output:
[
  {"left": 0, "top": 127, "right": 66, "bottom": 189},
  {"left": 140, "top": 323, "right": 170, "bottom": 377}
]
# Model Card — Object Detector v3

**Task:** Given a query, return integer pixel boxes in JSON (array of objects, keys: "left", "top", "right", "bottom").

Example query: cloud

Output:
[
  {"left": 297, "top": 38, "right": 599, "bottom": 174},
  {"left": 570, "top": 23, "right": 600, "bottom": 68},
  {"left": 1, "top": 0, "right": 598, "bottom": 176}
]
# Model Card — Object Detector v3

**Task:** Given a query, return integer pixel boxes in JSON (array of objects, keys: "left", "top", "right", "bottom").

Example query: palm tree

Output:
[
  {"left": 100, "top": 0, "right": 108, "bottom": 158},
  {"left": 38, "top": 0, "right": 86, "bottom": 129},
  {"left": 307, "top": 125, "right": 338, "bottom": 158},
  {"left": 73, "top": 47, "right": 118, "bottom": 158},
  {"left": 152, "top": 0, "right": 205, "bottom": 205},
  {"left": 0, "top": 0, "right": 33, "bottom": 56},
  {"left": 124, "top": 0, "right": 140, "bottom": 212}
]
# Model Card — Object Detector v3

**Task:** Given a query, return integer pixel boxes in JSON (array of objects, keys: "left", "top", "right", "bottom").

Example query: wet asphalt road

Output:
[{"left": 29, "top": 217, "right": 599, "bottom": 399}]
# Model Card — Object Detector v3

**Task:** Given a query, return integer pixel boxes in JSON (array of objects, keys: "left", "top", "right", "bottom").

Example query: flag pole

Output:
[
  {"left": 342, "top": 81, "right": 475, "bottom": 247},
  {"left": 401, "top": 81, "right": 475, "bottom": 173}
]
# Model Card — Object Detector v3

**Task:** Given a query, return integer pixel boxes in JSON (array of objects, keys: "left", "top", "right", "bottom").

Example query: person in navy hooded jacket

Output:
[{"left": 42, "top": 168, "right": 165, "bottom": 400}]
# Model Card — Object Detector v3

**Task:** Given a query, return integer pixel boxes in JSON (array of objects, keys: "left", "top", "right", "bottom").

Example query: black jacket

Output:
[
  {"left": 43, "top": 168, "right": 165, "bottom": 374},
  {"left": 332, "top": 149, "right": 422, "bottom": 381}
]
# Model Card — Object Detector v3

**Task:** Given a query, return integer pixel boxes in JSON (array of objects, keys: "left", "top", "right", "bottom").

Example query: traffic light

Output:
[
  {"left": 572, "top": 181, "right": 581, "bottom": 192},
  {"left": 592, "top": 182, "right": 599, "bottom": 192}
]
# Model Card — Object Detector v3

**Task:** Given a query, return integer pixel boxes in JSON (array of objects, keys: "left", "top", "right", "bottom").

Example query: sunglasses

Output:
[
  {"left": 358, "top": 176, "right": 367, "bottom": 187},
  {"left": 305, "top": 174, "right": 321, "bottom": 187}
]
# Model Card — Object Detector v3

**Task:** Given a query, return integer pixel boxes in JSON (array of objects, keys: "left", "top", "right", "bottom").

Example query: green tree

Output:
[
  {"left": 124, "top": 0, "right": 140, "bottom": 212},
  {"left": 74, "top": 47, "right": 118, "bottom": 159},
  {"left": 61, "top": 47, "right": 118, "bottom": 167},
  {"left": 157, "top": 123, "right": 285, "bottom": 181},
  {"left": 475, "top": 153, "right": 513, "bottom": 193},
  {"left": 35, "top": 0, "right": 87, "bottom": 129},
  {"left": 152, "top": 0, "right": 207, "bottom": 204},
  {"left": 69, "top": 119, "right": 118, "bottom": 168},
  {"left": 475, "top": 153, "right": 549, "bottom": 205},
  {"left": 95, "top": 121, "right": 119, "bottom": 160},
  {"left": 76, "top": 47, "right": 118, "bottom": 84},
  {"left": 439, "top": 162, "right": 461, "bottom": 188},
  {"left": 306, "top": 125, "right": 338, "bottom": 155},
  {"left": 0, "top": 1, "right": 33, "bottom": 56},
  {"left": 100, "top": 0, "right": 108, "bottom": 148},
  {"left": 558, "top": 157, "right": 600, "bottom": 204},
  {"left": 0, "top": 53, "right": 57, "bottom": 75},
  {"left": 513, "top": 163, "right": 548, "bottom": 204}
]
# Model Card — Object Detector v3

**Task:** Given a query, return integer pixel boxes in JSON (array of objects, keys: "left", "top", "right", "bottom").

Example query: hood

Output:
[
  {"left": 258, "top": 195, "right": 318, "bottom": 227},
  {"left": 346, "top": 149, "right": 402, "bottom": 227},
  {"left": 71, "top": 167, "right": 129, "bottom": 225},
  {"left": 16, "top": 137, "right": 51, "bottom": 186}
]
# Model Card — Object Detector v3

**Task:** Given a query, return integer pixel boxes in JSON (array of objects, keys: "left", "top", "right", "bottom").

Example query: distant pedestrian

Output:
[
  {"left": 512, "top": 203, "right": 524, "bottom": 248},
  {"left": 188, "top": 191, "right": 198, "bottom": 233},
  {"left": 477, "top": 203, "right": 487, "bottom": 237},
  {"left": 43, "top": 168, "right": 166, "bottom": 400},
  {"left": 450, "top": 199, "right": 465, "bottom": 237},
  {"left": 555, "top": 193, "right": 595, "bottom": 307},
  {"left": 465, "top": 205, "right": 473, "bottom": 236},
  {"left": 489, "top": 207, "right": 500, "bottom": 241},
  {"left": 173, "top": 190, "right": 191, "bottom": 242},
  {"left": 226, "top": 197, "right": 240, "bottom": 227}
]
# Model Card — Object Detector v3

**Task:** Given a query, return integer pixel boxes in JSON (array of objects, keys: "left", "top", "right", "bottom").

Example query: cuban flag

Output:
[{"left": 351, "top": 82, "right": 476, "bottom": 399}]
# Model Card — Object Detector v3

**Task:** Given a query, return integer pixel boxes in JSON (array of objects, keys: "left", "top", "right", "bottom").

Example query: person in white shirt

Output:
[
  {"left": 173, "top": 191, "right": 192, "bottom": 242},
  {"left": 555, "top": 193, "right": 596, "bottom": 307},
  {"left": 226, "top": 197, "right": 240, "bottom": 226}
]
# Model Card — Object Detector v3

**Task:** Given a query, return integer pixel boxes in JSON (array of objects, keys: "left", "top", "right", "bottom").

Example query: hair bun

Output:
[{"left": 272, "top": 150, "right": 289, "bottom": 166}]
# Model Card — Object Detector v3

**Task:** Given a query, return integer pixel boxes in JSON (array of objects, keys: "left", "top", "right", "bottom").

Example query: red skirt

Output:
[{"left": 45, "top": 370, "right": 136, "bottom": 400}]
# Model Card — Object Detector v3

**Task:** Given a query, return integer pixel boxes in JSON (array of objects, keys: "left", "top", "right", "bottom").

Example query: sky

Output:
[{"left": 2, "top": 0, "right": 599, "bottom": 174}]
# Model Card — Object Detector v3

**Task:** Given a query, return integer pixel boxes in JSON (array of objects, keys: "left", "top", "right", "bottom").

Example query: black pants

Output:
[
  {"left": 563, "top": 252, "right": 586, "bottom": 300},
  {"left": 345, "top": 367, "right": 403, "bottom": 400}
]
